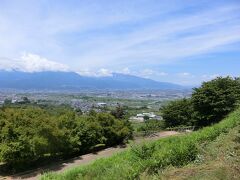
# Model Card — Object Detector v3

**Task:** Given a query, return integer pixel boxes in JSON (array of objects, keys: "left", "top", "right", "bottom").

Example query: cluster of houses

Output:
[
  {"left": 71, "top": 99, "right": 109, "bottom": 112},
  {"left": 130, "top": 112, "right": 163, "bottom": 122},
  {"left": 0, "top": 96, "right": 29, "bottom": 106}
]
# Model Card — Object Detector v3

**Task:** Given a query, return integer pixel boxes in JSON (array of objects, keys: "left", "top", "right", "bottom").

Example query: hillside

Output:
[
  {"left": 41, "top": 107, "right": 240, "bottom": 180},
  {"left": 149, "top": 125, "right": 240, "bottom": 180},
  {"left": 0, "top": 71, "right": 183, "bottom": 90}
]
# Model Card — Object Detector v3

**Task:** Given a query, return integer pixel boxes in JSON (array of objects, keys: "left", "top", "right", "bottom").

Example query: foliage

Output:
[
  {"left": 0, "top": 105, "right": 132, "bottom": 166},
  {"left": 192, "top": 76, "right": 240, "bottom": 126},
  {"left": 161, "top": 98, "right": 194, "bottom": 127},
  {"left": 0, "top": 106, "right": 77, "bottom": 165},
  {"left": 110, "top": 104, "right": 126, "bottom": 119},
  {"left": 131, "top": 143, "right": 156, "bottom": 160},
  {"left": 3, "top": 99, "right": 11, "bottom": 105},
  {"left": 41, "top": 106, "right": 240, "bottom": 180},
  {"left": 137, "top": 119, "right": 165, "bottom": 135},
  {"left": 143, "top": 115, "right": 149, "bottom": 121},
  {"left": 161, "top": 77, "right": 240, "bottom": 128}
]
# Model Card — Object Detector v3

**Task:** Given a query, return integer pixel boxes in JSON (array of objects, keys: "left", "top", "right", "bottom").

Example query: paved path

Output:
[{"left": 2, "top": 131, "right": 179, "bottom": 180}]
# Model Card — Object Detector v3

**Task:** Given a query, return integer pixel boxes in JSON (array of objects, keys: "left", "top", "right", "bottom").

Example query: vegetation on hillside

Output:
[
  {"left": 0, "top": 105, "right": 132, "bottom": 170},
  {"left": 143, "top": 125, "right": 240, "bottom": 179},
  {"left": 1, "top": 76, "right": 240, "bottom": 178},
  {"left": 162, "top": 77, "right": 240, "bottom": 128},
  {"left": 41, "top": 106, "right": 240, "bottom": 179}
]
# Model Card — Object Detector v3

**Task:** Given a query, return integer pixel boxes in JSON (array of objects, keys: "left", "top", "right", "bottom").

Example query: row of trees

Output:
[
  {"left": 162, "top": 77, "right": 240, "bottom": 127},
  {"left": 0, "top": 105, "right": 132, "bottom": 165}
]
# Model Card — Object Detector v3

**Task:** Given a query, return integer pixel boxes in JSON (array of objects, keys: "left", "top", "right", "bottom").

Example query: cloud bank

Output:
[{"left": 0, "top": 53, "right": 69, "bottom": 72}]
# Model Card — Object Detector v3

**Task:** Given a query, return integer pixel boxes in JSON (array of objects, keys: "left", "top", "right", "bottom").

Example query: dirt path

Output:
[{"left": 3, "top": 131, "right": 179, "bottom": 180}]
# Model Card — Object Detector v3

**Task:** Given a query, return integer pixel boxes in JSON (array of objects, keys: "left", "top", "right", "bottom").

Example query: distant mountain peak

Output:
[{"left": 0, "top": 70, "right": 184, "bottom": 90}]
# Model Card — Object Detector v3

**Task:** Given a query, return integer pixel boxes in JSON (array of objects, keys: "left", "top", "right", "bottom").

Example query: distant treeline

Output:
[
  {"left": 161, "top": 77, "right": 240, "bottom": 128},
  {"left": 0, "top": 105, "right": 132, "bottom": 167}
]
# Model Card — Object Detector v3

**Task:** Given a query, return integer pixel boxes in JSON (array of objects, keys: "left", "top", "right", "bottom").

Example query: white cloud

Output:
[
  {"left": 120, "top": 67, "right": 131, "bottom": 74},
  {"left": 76, "top": 69, "right": 96, "bottom": 76},
  {"left": 98, "top": 68, "right": 113, "bottom": 77},
  {"left": 114, "top": 67, "right": 168, "bottom": 79},
  {"left": 0, "top": 53, "right": 69, "bottom": 72},
  {"left": 77, "top": 68, "right": 112, "bottom": 77},
  {"left": 141, "top": 69, "right": 155, "bottom": 77},
  {"left": 133, "top": 69, "right": 168, "bottom": 79}
]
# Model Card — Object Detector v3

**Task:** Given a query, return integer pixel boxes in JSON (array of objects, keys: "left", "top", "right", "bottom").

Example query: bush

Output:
[{"left": 137, "top": 119, "right": 165, "bottom": 135}]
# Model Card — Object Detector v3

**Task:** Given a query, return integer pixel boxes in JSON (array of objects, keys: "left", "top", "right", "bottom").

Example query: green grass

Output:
[
  {"left": 144, "top": 124, "right": 240, "bottom": 179},
  {"left": 41, "top": 107, "right": 240, "bottom": 180}
]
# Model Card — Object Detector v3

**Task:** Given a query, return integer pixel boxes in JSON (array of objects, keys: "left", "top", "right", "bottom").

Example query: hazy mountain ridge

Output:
[{"left": 0, "top": 70, "right": 184, "bottom": 90}]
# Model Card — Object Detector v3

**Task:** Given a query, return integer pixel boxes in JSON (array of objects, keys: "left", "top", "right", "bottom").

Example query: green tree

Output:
[
  {"left": 0, "top": 105, "right": 133, "bottom": 167},
  {"left": 192, "top": 77, "right": 240, "bottom": 126},
  {"left": 161, "top": 98, "right": 194, "bottom": 127},
  {"left": 3, "top": 98, "right": 12, "bottom": 105},
  {"left": 96, "top": 113, "right": 131, "bottom": 145},
  {"left": 89, "top": 109, "right": 97, "bottom": 116},
  {"left": 143, "top": 115, "right": 149, "bottom": 121},
  {"left": 111, "top": 104, "right": 125, "bottom": 119},
  {"left": 75, "top": 108, "right": 83, "bottom": 115},
  {"left": 22, "top": 97, "right": 30, "bottom": 104}
]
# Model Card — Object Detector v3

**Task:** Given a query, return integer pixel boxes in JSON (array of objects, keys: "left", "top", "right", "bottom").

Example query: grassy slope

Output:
[
  {"left": 41, "top": 107, "right": 240, "bottom": 180},
  {"left": 141, "top": 125, "right": 240, "bottom": 180}
]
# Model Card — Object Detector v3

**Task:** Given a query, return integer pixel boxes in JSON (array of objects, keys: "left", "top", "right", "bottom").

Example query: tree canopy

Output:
[
  {"left": 192, "top": 77, "right": 240, "bottom": 126},
  {"left": 161, "top": 98, "right": 194, "bottom": 127},
  {"left": 0, "top": 105, "right": 132, "bottom": 166},
  {"left": 161, "top": 77, "right": 240, "bottom": 127}
]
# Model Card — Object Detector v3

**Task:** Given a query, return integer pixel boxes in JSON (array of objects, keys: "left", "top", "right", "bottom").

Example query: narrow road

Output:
[{"left": 3, "top": 131, "right": 179, "bottom": 180}]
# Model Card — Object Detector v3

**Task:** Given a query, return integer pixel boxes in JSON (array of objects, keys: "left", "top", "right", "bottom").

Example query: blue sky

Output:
[{"left": 0, "top": 0, "right": 239, "bottom": 85}]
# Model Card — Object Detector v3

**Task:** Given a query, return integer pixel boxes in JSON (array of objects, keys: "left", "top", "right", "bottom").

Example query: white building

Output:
[
  {"left": 130, "top": 112, "right": 163, "bottom": 122},
  {"left": 97, "top": 102, "right": 107, "bottom": 107}
]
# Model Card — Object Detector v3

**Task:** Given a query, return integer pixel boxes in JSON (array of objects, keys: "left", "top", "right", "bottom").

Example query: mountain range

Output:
[{"left": 0, "top": 70, "right": 184, "bottom": 90}]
